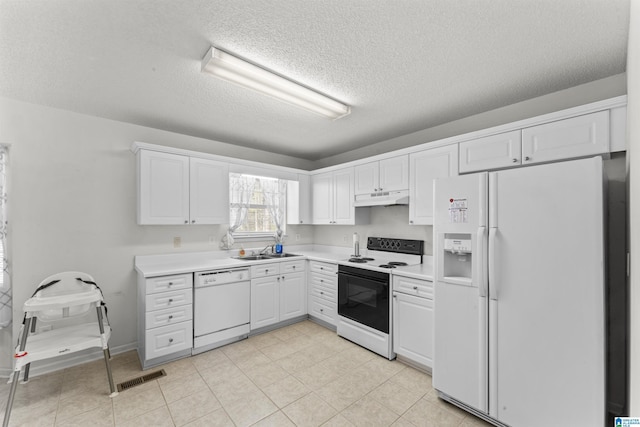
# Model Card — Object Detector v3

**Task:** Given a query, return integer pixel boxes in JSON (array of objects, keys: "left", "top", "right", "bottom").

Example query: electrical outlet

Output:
[
  {"left": 296, "top": 234, "right": 301, "bottom": 241},
  {"left": 173, "top": 237, "right": 181, "bottom": 248}
]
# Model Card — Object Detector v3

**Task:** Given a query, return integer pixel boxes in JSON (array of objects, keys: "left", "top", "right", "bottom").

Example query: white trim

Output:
[
  {"left": 311, "top": 95, "right": 628, "bottom": 174},
  {"left": 131, "top": 141, "right": 307, "bottom": 181}
]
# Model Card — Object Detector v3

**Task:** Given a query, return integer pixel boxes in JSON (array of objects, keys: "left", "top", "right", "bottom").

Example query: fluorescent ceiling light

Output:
[{"left": 201, "top": 46, "right": 351, "bottom": 120}]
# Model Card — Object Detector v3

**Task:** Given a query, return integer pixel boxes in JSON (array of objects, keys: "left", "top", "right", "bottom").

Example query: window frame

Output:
[{"left": 228, "top": 173, "right": 287, "bottom": 241}]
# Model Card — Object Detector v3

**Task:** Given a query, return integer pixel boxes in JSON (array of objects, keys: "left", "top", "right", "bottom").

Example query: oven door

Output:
[{"left": 338, "top": 265, "right": 390, "bottom": 334}]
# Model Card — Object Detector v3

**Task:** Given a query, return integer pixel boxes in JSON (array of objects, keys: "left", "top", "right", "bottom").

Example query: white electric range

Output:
[{"left": 336, "top": 237, "right": 424, "bottom": 359}]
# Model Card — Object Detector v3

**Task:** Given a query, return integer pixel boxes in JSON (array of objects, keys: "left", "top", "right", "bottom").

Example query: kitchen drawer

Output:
[
  {"left": 146, "top": 273, "right": 193, "bottom": 295},
  {"left": 392, "top": 275, "right": 433, "bottom": 299},
  {"left": 281, "top": 259, "right": 305, "bottom": 274},
  {"left": 145, "top": 288, "right": 192, "bottom": 311},
  {"left": 145, "top": 321, "right": 193, "bottom": 360},
  {"left": 309, "top": 297, "right": 336, "bottom": 326},
  {"left": 310, "top": 285, "right": 336, "bottom": 303},
  {"left": 309, "top": 261, "right": 337, "bottom": 276},
  {"left": 309, "top": 272, "right": 336, "bottom": 290},
  {"left": 251, "top": 263, "right": 280, "bottom": 278},
  {"left": 145, "top": 304, "right": 193, "bottom": 329}
]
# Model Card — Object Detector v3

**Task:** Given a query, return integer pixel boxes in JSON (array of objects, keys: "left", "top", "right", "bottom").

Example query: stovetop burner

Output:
[
  {"left": 348, "top": 257, "right": 374, "bottom": 263},
  {"left": 378, "top": 264, "right": 396, "bottom": 269},
  {"left": 388, "top": 262, "right": 408, "bottom": 266}
]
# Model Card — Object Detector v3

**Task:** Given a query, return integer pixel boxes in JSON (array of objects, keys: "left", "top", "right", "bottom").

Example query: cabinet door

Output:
[
  {"left": 280, "top": 272, "right": 306, "bottom": 321},
  {"left": 521, "top": 110, "right": 609, "bottom": 165},
  {"left": 354, "top": 162, "right": 379, "bottom": 195},
  {"left": 287, "top": 174, "right": 312, "bottom": 224},
  {"left": 409, "top": 145, "right": 458, "bottom": 225},
  {"left": 459, "top": 131, "right": 522, "bottom": 173},
  {"left": 251, "top": 276, "right": 279, "bottom": 329},
  {"left": 189, "top": 157, "right": 229, "bottom": 224},
  {"left": 138, "top": 150, "right": 190, "bottom": 225},
  {"left": 379, "top": 155, "right": 409, "bottom": 192},
  {"left": 333, "top": 168, "right": 355, "bottom": 224},
  {"left": 312, "top": 172, "right": 333, "bottom": 224},
  {"left": 393, "top": 292, "right": 433, "bottom": 368}
]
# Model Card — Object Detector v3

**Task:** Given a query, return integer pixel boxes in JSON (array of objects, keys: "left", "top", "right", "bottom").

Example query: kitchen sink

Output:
[
  {"left": 265, "top": 253, "right": 301, "bottom": 258},
  {"left": 233, "top": 253, "right": 302, "bottom": 261},
  {"left": 233, "top": 255, "right": 272, "bottom": 261}
]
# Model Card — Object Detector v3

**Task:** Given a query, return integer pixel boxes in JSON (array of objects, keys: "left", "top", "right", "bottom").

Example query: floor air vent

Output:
[{"left": 117, "top": 369, "right": 166, "bottom": 392}]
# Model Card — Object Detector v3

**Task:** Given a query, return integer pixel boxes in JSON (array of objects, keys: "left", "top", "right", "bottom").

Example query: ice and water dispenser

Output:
[{"left": 441, "top": 234, "right": 473, "bottom": 282}]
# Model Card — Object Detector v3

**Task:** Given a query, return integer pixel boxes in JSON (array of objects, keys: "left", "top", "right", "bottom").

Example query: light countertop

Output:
[{"left": 135, "top": 246, "right": 433, "bottom": 281}]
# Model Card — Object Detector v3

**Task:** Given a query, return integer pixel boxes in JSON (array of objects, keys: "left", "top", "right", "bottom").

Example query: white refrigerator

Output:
[{"left": 432, "top": 156, "right": 605, "bottom": 427}]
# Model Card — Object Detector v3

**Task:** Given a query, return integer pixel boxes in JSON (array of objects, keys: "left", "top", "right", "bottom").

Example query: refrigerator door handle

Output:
[
  {"left": 477, "top": 226, "right": 487, "bottom": 297},
  {"left": 488, "top": 227, "right": 498, "bottom": 301}
]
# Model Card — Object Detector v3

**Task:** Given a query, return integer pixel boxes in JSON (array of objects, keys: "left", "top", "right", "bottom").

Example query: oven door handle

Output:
[{"left": 338, "top": 271, "right": 388, "bottom": 284}]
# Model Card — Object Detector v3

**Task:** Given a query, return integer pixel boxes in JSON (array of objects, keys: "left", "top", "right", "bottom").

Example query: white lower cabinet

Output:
[
  {"left": 251, "top": 273, "right": 280, "bottom": 329},
  {"left": 280, "top": 271, "right": 306, "bottom": 321},
  {"left": 250, "top": 260, "right": 306, "bottom": 330},
  {"left": 137, "top": 273, "right": 193, "bottom": 369},
  {"left": 307, "top": 261, "right": 338, "bottom": 326},
  {"left": 392, "top": 275, "right": 433, "bottom": 370}
]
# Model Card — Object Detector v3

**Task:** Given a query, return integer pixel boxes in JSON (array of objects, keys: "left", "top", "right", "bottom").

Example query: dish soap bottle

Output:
[{"left": 239, "top": 247, "right": 245, "bottom": 257}]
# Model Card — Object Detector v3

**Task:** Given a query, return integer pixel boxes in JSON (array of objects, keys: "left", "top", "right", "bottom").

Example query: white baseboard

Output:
[{"left": 0, "top": 342, "right": 137, "bottom": 380}]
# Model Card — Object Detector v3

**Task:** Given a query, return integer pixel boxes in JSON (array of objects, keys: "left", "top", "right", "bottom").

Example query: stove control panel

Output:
[{"left": 367, "top": 237, "right": 424, "bottom": 255}]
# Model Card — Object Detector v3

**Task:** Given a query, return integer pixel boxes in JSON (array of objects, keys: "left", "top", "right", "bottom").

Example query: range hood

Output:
[{"left": 353, "top": 190, "right": 409, "bottom": 207}]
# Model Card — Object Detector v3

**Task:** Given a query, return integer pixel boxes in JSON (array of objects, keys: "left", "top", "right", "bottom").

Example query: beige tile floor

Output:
[{"left": 0, "top": 320, "right": 493, "bottom": 427}]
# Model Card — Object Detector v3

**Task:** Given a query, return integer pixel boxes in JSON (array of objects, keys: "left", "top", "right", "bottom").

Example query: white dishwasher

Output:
[{"left": 193, "top": 268, "right": 250, "bottom": 354}]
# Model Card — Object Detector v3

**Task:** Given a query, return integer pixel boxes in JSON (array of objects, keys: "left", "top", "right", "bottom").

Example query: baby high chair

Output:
[{"left": 2, "top": 272, "right": 117, "bottom": 427}]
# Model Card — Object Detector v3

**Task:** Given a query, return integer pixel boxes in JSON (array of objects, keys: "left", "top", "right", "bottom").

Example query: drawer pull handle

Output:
[
  {"left": 169, "top": 338, "right": 174, "bottom": 343},
  {"left": 293, "top": 266, "right": 296, "bottom": 270},
  {"left": 168, "top": 282, "right": 173, "bottom": 286},
  {"left": 512, "top": 158, "right": 518, "bottom": 163},
  {"left": 525, "top": 156, "right": 531, "bottom": 161},
  {"left": 320, "top": 279, "right": 324, "bottom": 283},
  {"left": 413, "top": 286, "right": 418, "bottom": 290},
  {"left": 320, "top": 267, "right": 324, "bottom": 270},
  {"left": 320, "top": 308, "right": 324, "bottom": 312},
  {"left": 168, "top": 299, "right": 173, "bottom": 303},
  {"left": 320, "top": 291, "right": 324, "bottom": 295},
  {"left": 168, "top": 315, "right": 173, "bottom": 320}
]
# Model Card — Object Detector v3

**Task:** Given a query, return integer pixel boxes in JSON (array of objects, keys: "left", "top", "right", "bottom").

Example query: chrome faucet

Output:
[{"left": 259, "top": 244, "right": 274, "bottom": 255}]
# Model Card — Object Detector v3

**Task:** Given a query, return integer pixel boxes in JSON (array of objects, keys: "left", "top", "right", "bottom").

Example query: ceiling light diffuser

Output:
[{"left": 201, "top": 46, "right": 351, "bottom": 120}]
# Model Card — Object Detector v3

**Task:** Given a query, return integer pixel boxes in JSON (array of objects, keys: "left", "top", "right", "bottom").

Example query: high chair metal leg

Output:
[
  {"left": 96, "top": 307, "right": 117, "bottom": 397},
  {"left": 3, "top": 319, "right": 32, "bottom": 427}
]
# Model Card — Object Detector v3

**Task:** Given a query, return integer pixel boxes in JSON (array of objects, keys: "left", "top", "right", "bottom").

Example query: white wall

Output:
[
  {"left": 312, "top": 205, "right": 433, "bottom": 255},
  {"left": 316, "top": 73, "right": 627, "bottom": 168},
  {"left": 627, "top": 0, "right": 640, "bottom": 414},
  {"left": 0, "top": 97, "right": 314, "bottom": 372}
]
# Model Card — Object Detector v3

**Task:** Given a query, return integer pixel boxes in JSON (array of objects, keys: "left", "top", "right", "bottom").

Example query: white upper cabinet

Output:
[
  {"left": 189, "top": 157, "right": 229, "bottom": 224},
  {"left": 138, "top": 150, "right": 190, "bottom": 225},
  {"left": 333, "top": 168, "right": 355, "bottom": 224},
  {"left": 354, "top": 155, "right": 409, "bottom": 195},
  {"left": 311, "top": 171, "right": 334, "bottom": 224},
  {"left": 460, "top": 111, "right": 610, "bottom": 173},
  {"left": 459, "top": 130, "right": 522, "bottom": 173},
  {"left": 521, "top": 110, "right": 609, "bottom": 165},
  {"left": 287, "top": 174, "right": 312, "bottom": 225},
  {"left": 409, "top": 145, "right": 458, "bottom": 225},
  {"left": 137, "top": 150, "right": 229, "bottom": 225},
  {"left": 312, "top": 167, "right": 369, "bottom": 225}
]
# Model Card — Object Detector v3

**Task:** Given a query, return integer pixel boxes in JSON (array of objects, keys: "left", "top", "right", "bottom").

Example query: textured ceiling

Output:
[{"left": 0, "top": 0, "right": 630, "bottom": 161}]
